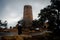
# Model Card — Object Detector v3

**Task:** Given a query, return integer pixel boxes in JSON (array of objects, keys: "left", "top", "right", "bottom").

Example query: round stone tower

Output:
[{"left": 23, "top": 5, "right": 33, "bottom": 28}]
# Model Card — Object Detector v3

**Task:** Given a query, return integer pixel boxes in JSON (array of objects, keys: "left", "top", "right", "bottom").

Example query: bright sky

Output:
[{"left": 0, "top": 0, "right": 51, "bottom": 28}]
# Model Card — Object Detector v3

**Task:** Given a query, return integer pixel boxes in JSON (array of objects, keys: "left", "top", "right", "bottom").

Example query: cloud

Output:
[{"left": 0, "top": 0, "right": 51, "bottom": 28}]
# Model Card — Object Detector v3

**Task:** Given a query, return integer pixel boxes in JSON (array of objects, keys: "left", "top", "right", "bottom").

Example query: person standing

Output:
[{"left": 18, "top": 21, "right": 22, "bottom": 35}]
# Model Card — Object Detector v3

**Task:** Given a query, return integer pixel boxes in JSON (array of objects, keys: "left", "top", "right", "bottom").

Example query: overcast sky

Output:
[{"left": 0, "top": 0, "right": 51, "bottom": 28}]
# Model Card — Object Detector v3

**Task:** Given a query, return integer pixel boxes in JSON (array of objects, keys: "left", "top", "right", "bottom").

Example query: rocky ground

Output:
[{"left": 0, "top": 30, "right": 52, "bottom": 40}]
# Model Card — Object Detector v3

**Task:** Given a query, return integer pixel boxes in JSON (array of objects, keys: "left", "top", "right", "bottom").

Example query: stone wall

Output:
[{"left": 23, "top": 5, "right": 33, "bottom": 27}]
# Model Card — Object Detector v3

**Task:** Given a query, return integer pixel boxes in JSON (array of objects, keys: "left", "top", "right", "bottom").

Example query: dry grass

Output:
[{"left": 1, "top": 35, "right": 23, "bottom": 40}]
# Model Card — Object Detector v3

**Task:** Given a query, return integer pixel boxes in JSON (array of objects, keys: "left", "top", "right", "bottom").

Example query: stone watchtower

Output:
[{"left": 23, "top": 5, "right": 33, "bottom": 28}]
